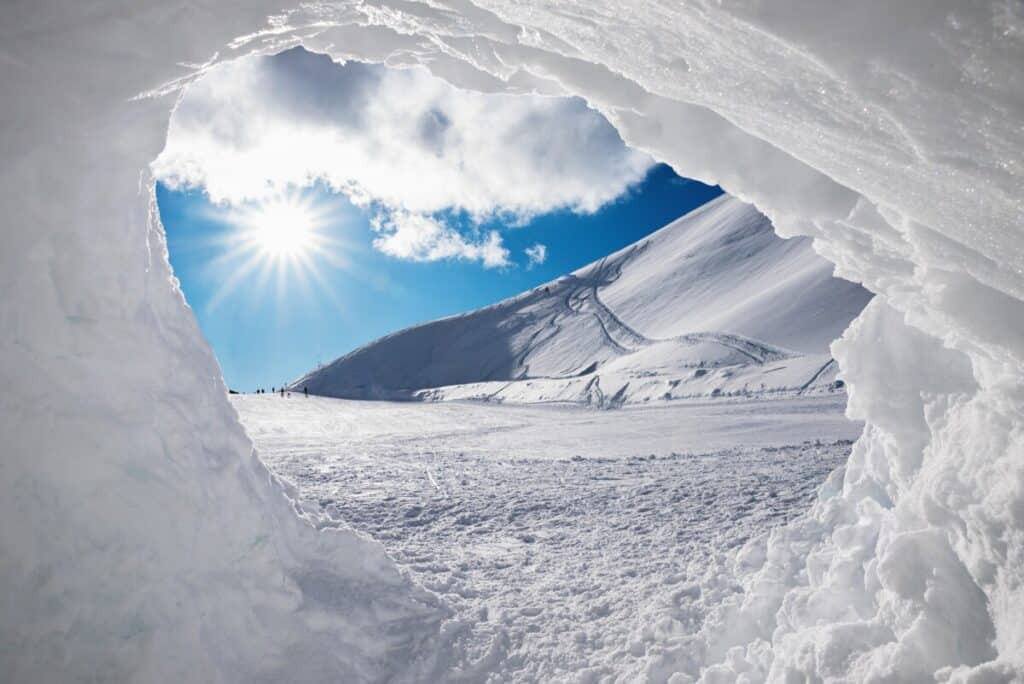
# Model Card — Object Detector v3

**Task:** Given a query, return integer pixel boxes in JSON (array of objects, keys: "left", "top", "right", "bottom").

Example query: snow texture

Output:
[
  {"left": 294, "top": 195, "right": 871, "bottom": 407},
  {"left": 2, "top": 1, "right": 1022, "bottom": 682},
  {"left": 235, "top": 394, "right": 862, "bottom": 681}
]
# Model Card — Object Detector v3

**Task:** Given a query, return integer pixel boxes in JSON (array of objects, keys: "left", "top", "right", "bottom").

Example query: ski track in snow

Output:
[
  {"left": 566, "top": 247, "right": 653, "bottom": 354},
  {"left": 572, "top": 245, "right": 792, "bottom": 367},
  {"left": 236, "top": 394, "right": 859, "bottom": 681}
]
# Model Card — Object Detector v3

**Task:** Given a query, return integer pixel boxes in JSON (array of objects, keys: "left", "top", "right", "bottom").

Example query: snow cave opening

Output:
[
  {"left": 152, "top": 39, "right": 883, "bottom": 675},
  {"left": 7, "top": 4, "right": 1020, "bottom": 682},
  {"left": 146, "top": 15, "right": 1021, "bottom": 677}
]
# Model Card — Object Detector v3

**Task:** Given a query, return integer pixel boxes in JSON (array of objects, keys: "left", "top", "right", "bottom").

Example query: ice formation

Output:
[{"left": 1, "top": 1, "right": 1021, "bottom": 682}]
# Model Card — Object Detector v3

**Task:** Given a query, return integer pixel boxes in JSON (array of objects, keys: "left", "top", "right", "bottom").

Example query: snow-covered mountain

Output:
[{"left": 293, "top": 195, "right": 871, "bottom": 406}]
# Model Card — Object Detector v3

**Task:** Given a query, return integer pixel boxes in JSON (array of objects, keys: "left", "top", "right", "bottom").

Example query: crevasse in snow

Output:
[{"left": 1, "top": 1, "right": 1021, "bottom": 682}]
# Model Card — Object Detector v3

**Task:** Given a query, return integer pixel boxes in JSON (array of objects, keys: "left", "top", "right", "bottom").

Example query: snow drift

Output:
[
  {"left": 1, "top": 1, "right": 1021, "bottom": 683},
  {"left": 294, "top": 195, "right": 871, "bottom": 406}
]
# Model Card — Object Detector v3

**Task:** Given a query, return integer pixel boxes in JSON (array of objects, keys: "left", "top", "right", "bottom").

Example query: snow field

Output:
[{"left": 235, "top": 394, "right": 861, "bottom": 681}]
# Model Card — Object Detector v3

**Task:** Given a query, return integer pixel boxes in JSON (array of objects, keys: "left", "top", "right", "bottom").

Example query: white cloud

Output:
[
  {"left": 371, "top": 212, "right": 510, "bottom": 268},
  {"left": 524, "top": 243, "right": 548, "bottom": 268},
  {"left": 154, "top": 48, "right": 653, "bottom": 267}
]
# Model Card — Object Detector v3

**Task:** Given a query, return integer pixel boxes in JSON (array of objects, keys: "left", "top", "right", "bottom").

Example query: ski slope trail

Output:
[
  {"left": 234, "top": 394, "right": 862, "bottom": 682},
  {"left": 563, "top": 247, "right": 653, "bottom": 353},
  {"left": 293, "top": 196, "right": 872, "bottom": 406}
]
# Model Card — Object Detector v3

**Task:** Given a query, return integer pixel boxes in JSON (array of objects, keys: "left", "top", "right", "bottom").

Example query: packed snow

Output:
[
  {"left": 235, "top": 393, "right": 862, "bottom": 681},
  {"left": 2, "top": 1, "right": 1022, "bottom": 683},
  {"left": 294, "top": 196, "right": 870, "bottom": 407}
]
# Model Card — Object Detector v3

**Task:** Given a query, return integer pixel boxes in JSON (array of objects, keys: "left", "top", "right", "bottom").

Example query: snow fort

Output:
[{"left": 1, "top": 1, "right": 1021, "bottom": 682}]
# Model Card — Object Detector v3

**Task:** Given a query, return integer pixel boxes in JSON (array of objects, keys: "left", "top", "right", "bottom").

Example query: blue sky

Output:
[
  {"left": 159, "top": 168, "right": 720, "bottom": 391},
  {"left": 153, "top": 47, "right": 722, "bottom": 391}
]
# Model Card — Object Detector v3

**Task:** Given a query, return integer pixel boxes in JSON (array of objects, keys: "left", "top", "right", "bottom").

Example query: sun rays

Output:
[
  {"left": 239, "top": 197, "right": 320, "bottom": 260},
  {"left": 202, "top": 191, "right": 353, "bottom": 314}
]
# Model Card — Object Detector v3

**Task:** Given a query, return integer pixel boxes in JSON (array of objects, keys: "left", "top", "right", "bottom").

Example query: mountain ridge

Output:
[{"left": 291, "top": 195, "right": 872, "bottom": 406}]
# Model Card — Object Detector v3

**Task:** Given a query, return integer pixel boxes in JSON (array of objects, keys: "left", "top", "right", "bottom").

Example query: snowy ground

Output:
[{"left": 235, "top": 394, "right": 861, "bottom": 681}]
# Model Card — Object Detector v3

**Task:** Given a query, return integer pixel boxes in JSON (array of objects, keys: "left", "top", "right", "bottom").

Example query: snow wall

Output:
[{"left": 1, "top": 1, "right": 1021, "bottom": 682}]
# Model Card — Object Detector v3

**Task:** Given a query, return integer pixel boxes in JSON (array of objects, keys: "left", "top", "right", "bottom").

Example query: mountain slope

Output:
[{"left": 292, "top": 195, "right": 872, "bottom": 405}]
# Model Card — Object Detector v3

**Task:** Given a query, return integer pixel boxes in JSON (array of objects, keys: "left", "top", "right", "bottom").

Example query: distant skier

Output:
[
  {"left": 304, "top": 386, "right": 308, "bottom": 397},
  {"left": 280, "top": 387, "right": 284, "bottom": 397}
]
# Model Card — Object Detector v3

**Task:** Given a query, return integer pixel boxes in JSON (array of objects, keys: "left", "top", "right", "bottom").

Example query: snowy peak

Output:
[
  {"left": 293, "top": 195, "right": 871, "bottom": 405},
  {"left": 591, "top": 195, "right": 869, "bottom": 354}
]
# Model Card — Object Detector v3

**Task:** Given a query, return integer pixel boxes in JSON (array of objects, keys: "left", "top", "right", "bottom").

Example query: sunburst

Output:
[
  {"left": 238, "top": 196, "right": 320, "bottom": 260},
  {"left": 202, "top": 191, "right": 351, "bottom": 313}
]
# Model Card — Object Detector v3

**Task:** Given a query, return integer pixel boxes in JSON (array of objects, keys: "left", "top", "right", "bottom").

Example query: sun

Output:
[
  {"left": 241, "top": 197, "right": 319, "bottom": 260},
  {"left": 201, "top": 191, "right": 354, "bottom": 313}
]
